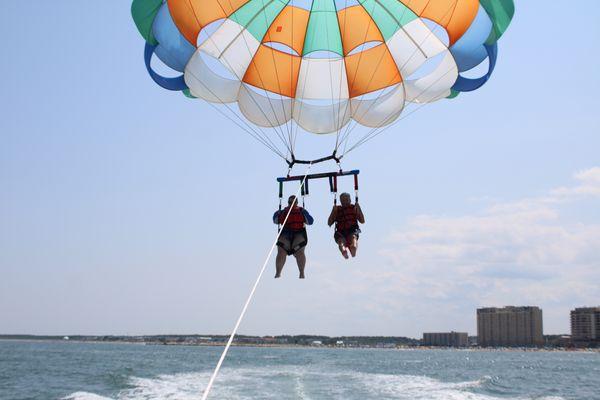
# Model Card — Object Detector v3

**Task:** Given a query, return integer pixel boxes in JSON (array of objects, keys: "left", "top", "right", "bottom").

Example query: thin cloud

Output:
[
  {"left": 551, "top": 167, "right": 600, "bottom": 198},
  {"left": 367, "top": 167, "right": 600, "bottom": 333}
]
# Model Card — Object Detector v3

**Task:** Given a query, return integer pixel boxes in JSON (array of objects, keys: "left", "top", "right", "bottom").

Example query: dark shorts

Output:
[
  {"left": 334, "top": 226, "right": 361, "bottom": 245},
  {"left": 277, "top": 229, "right": 308, "bottom": 255}
]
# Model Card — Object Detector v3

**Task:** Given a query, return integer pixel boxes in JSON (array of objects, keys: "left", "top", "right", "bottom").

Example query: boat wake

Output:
[{"left": 62, "top": 366, "right": 566, "bottom": 400}]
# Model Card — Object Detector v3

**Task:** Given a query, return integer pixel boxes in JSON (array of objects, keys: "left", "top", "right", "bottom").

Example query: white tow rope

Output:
[{"left": 200, "top": 164, "right": 313, "bottom": 400}]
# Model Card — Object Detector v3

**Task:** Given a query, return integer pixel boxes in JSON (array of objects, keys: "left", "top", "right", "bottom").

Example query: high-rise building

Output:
[
  {"left": 477, "top": 306, "right": 543, "bottom": 347},
  {"left": 422, "top": 332, "right": 468, "bottom": 347},
  {"left": 570, "top": 307, "right": 600, "bottom": 341}
]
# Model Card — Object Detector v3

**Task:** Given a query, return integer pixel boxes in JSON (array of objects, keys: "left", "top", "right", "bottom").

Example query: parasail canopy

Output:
[{"left": 132, "top": 0, "right": 514, "bottom": 163}]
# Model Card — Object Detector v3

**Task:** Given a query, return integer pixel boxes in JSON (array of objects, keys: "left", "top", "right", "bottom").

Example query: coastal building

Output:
[
  {"left": 477, "top": 306, "right": 543, "bottom": 347},
  {"left": 422, "top": 332, "right": 468, "bottom": 347},
  {"left": 570, "top": 307, "right": 600, "bottom": 341}
]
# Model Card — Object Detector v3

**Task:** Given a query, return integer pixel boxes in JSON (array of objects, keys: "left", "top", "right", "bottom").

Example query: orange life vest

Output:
[
  {"left": 335, "top": 205, "right": 359, "bottom": 232},
  {"left": 279, "top": 206, "right": 305, "bottom": 231}
]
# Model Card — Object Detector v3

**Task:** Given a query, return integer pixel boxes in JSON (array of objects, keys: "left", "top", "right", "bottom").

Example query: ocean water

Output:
[{"left": 0, "top": 341, "right": 598, "bottom": 400}]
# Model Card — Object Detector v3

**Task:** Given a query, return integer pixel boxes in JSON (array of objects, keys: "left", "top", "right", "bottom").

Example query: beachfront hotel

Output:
[
  {"left": 570, "top": 307, "right": 600, "bottom": 342},
  {"left": 477, "top": 306, "right": 544, "bottom": 347},
  {"left": 422, "top": 332, "right": 468, "bottom": 347}
]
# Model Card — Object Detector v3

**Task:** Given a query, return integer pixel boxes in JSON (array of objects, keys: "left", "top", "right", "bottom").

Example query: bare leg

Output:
[
  {"left": 294, "top": 247, "right": 306, "bottom": 279},
  {"left": 348, "top": 235, "right": 358, "bottom": 258},
  {"left": 275, "top": 246, "right": 287, "bottom": 278},
  {"left": 337, "top": 238, "right": 349, "bottom": 259}
]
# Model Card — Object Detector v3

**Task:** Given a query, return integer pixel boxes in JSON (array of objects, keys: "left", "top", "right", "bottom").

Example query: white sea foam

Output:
[
  {"left": 62, "top": 366, "right": 567, "bottom": 400},
  {"left": 62, "top": 392, "right": 114, "bottom": 400},
  {"left": 359, "top": 372, "right": 499, "bottom": 400}
]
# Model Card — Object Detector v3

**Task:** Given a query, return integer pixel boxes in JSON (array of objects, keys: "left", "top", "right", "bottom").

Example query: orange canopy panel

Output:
[
  {"left": 263, "top": 6, "right": 310, "bottom": 56},
  {"left": 168, "top": 0, "right": 250, "bottom": 46},
  {"left": 337, "top": 6, "right": 384, "bottom": 56},
  {"left": 243, "top": 45, "right": 302, "bottom": 98},
  {"left": 400, "top": 0, "right": 479, "bottom": 45},
  {"left": 344, "top": 44, "right": 402, "bottom": 98}
]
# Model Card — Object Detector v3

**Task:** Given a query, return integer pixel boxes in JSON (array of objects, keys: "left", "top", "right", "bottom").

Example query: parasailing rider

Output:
[
  {"left": 273, "top": 195, "right": 314, "bottom": 279},
  {"left": 328, "top": 193, "right": 365, "bottom": 259}
]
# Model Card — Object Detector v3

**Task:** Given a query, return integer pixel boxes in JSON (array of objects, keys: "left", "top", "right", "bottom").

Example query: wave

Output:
[
  {"left": 62, "top": 393, "right": 113, "bottom": 400},
  {"left": 62, "top": 366, "right": 567, "bottom": 400}
]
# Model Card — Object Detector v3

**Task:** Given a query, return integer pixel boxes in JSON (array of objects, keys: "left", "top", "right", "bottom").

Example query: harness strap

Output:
[
  {"left": 278, "top": 182, "right": 283, "bottom": 230},
  {"left": 333, "top": 176, "right": 338, "bottom": 205}
]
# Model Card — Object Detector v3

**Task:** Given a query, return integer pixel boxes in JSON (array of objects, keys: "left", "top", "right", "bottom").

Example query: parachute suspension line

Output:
[
  {"left": 257, "top": 0, "right": 295, "bottom": 150},
  {"left": 153, "top": 40, "right": 288, "bottom": 159},
  {"left": 142, "top": 19, "right": 289, "bottom": 159},
  {"left": 344, "top": 60, "right": 459, "bottom": 154},
  {"left": 286, "top": 33, "right": 294, "bottom": 157},
  {"left": 217, "top": 0, "right": 293, "bottom": 155},
  {"left": 261, "top": 4, "right": 295, "bottom": 151},
  {"left": 334, "top": 0, "right": 410, "bottom": 155},
  {"left": 346, "top": 54, "right": 460, "bottom": 154},
  {"left": 334, "top": 0, "right": 351, "bottom": 153},
  {"left": 335, "top": 0, "right": 456, "bottom": 152},
  {"left": 200, "top": 163, "right": 313, "bottom": 400},
  {"left": 333, "top": 0, "right": 378, "bottom": 155},
  {"left": 184, "top": 66, "right": 287, "bottom": 160},
  {"left": 344, "top": 0, "right": 462, "bottom": 154},
  {"left": 344, "top": 73, "right": 456, "bottom": 154},
  {"left": 337, "top": 0, "right": 461, "bottom": 157},
  {"left": 291, "top": 1, "right": 320, "bottom": 157},
  {"left": 289, "top": 1, "right": 300, "bottom": 157},
  {"left": 324, "top": 2, "right": 343, "bottom": 155},
  {"left": 286, "top": 1, "right": 294, "bottom": 154},
  {"left": 206, "top": 0, "right": 294, "bottom": 156},
  {"left": 203, "top": 99, "right": 285, "bottom": 159},
  {"left": 185, "top": 71, "right": 281, "bottom": 156}
]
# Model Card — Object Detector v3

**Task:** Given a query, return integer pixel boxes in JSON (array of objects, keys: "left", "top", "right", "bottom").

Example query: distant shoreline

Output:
[{"left": 1, "top": 337, "right": 597, "bottom": 353}]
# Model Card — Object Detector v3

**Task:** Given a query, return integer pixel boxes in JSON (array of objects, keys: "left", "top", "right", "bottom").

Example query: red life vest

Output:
[
  {"left": 279, "top": 206, "right": 305, "bottom": 231},
  {"left": 335, "top": 205, "right": 358, "bottom": 232}
]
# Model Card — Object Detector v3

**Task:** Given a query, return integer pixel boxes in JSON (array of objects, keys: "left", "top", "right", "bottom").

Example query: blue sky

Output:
[{"left": 1, "top": 1, "right": 599, "bottom": 338}]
